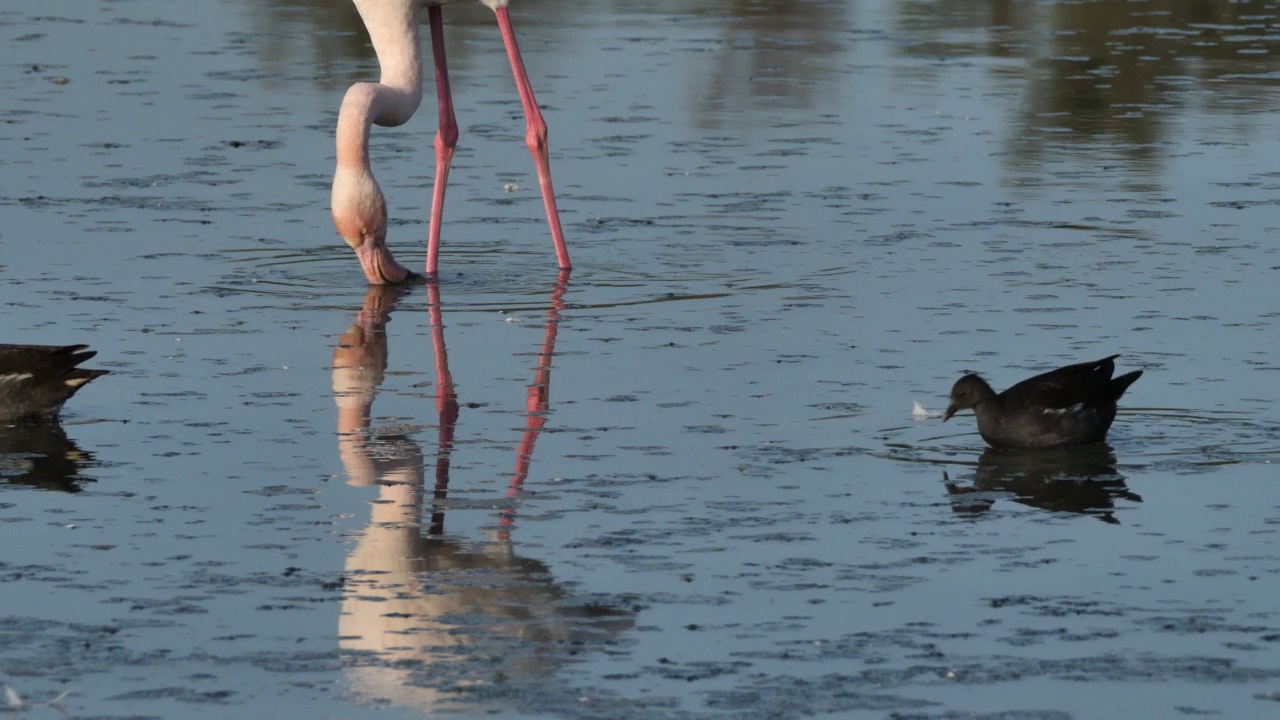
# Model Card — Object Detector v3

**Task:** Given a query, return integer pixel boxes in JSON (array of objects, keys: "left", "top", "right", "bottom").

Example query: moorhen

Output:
[
  {"left": 943, "top": 355, "right": 1142, "bottom": 449},
  {"left": 0, "top": 344, "right": 108, "bottom": 422}
]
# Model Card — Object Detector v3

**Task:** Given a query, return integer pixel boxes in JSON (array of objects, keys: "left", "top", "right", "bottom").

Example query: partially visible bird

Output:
[
  {"left": 332, "top": 0, "right": 571, "bottom": 284},
  {"left": 0, "top": 344, "right": 108, "bottom": 423},
  {"left": 943, "top": 355, "right": 1142, "bottom": 449}
]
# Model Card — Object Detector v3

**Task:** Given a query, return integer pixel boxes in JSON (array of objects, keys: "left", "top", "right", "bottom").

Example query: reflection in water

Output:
[
  {"left": 239, "top": 0, "right": 1280, "bottom": 183},
  {"left": 243, "top": 0, "right": 582, "bottom": 94},
  {"left": 896, "top": 0, "right": 1280, "bottom": 176},
  {"left": 945, "top": 444, "right": 1142, "bottom": 524},
  {"left": 245, "top": 0, "right": 856, "bottom": 124},
  {"left": 0, "top": 422, "right": 99, "bottom": 493},
  {"left": 331, "top": 275, "right": 633, "bottom": 712},
  {"left": 237, "top": 0, "right": 371, "bottom": 93},
  {"left": 687, "top": 0, "right": 853, "bottom": 129}
]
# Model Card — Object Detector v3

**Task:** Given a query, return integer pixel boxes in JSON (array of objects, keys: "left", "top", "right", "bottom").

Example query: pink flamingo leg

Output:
[
  {"left": 493, "top": 7, "right": 571, "bottom": 270},
  {"left": 425, "top": 5, "right": 459, "bottom": 276}
]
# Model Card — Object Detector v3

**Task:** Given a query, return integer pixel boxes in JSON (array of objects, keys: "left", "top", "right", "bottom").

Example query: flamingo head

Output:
[{"left": 332, "top": 166, "right": 413, "bottom": 284}]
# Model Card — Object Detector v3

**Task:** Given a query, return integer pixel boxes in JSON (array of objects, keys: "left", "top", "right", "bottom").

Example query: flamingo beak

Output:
[{"left": 353, "top": 242, "right": 415, "bottom": 285}]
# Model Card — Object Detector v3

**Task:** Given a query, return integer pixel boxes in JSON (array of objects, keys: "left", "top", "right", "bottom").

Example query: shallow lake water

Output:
[{"left": 2, "top": 0, "right": 1279, "bottom": 718}]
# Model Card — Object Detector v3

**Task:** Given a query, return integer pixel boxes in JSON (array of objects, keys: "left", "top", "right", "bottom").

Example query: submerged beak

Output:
[{"left": 353, "top": 241, "right": 414, "bottom": 285}]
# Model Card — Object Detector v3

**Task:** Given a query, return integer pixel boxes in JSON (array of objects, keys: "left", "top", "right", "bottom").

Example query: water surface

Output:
[{"left": 1, "top": 0, "right": 1279, "bottom": 717}]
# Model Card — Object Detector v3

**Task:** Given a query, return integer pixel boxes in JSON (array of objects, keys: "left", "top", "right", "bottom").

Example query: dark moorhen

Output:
[
  {"left": 0, "top": 344, "right": 108, "bottom": 422},
  {"left": 943, "top": 355, "right": 1142, "bottom": 449}
]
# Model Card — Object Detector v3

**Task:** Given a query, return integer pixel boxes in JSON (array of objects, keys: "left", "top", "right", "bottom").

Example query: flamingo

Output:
[{"left": 332, "top": 0, "right": 571, "bottom": 284}]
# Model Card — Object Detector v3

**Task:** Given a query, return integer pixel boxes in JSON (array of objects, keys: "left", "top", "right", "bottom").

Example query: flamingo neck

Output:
[
  {"left": 355, "top": 0, "right": 424, "bottom": 105},
  {"left": 337, "top": 84, "right": 387, "bottom": 172},
  {"left": 334, "top": 0, "right": 429, "bottom": 195}
]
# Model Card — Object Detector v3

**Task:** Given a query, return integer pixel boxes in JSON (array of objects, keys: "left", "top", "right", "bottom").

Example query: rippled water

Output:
[{"left": 2, "top": 0, "right": 1279, "bottom": 717}]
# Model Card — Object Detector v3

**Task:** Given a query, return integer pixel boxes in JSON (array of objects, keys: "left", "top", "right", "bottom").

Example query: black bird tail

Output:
[{"left": 1110, "top": 370, "right": 1142, "bottom": 399}]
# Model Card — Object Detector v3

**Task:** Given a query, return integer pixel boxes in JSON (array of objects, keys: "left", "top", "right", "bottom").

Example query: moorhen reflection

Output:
[
  {"left": 945, "top": 444, "right": 1142, "bottom": 524},
  {"left": 0, "top": 421, "right": 98, "bottom": 493},
  {"left": 332, "top": 275, "right": 633, "bottom": 712}
]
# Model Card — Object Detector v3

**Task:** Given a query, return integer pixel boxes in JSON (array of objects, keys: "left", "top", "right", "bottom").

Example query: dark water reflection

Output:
[
  {"left": 262, "top": 0, "right": 1280, "bottom": 132},
  {"left": 0, "top": 422, "right": 99, "bottom": 493},
  {"left": 892, "top": 0, "right": 1280, "bottom": 176},
  {"left": 331, "top": 278, "right": 634, "bottom": 712},
  {"left": 945, "top": 443, "right": 1143, "bottom": 523}
]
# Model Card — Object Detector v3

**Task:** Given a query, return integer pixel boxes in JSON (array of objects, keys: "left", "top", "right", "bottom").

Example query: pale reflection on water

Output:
[{"left": 332, "top": 281, "right": 633, "bottom": 712}]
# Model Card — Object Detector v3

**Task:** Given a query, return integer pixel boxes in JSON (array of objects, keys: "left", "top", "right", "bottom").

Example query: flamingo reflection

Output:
[{"left": 331, "top": 275, "right": 632, "bottom": 711}]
